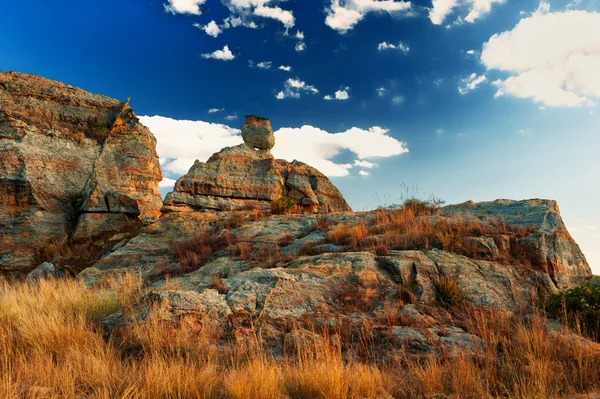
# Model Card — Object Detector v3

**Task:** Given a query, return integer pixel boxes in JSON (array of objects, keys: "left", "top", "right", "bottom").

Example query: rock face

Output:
[
  {"left": 163, "top": 115, "right": 351, "bottom": 213},
  {"left": 0, "top": 72, "right": 162, "bottom": 272},
  {"left": 442, "top": 199, "right": 591, "bottom": 288}
]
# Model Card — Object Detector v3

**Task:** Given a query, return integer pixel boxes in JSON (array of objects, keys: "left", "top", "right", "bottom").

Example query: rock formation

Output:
[
  {"left": 163, "top": 115, "right": 352, "bottom": 213},
  {"left": 0, "top": 72, "right": 162, "bottom": 272}
]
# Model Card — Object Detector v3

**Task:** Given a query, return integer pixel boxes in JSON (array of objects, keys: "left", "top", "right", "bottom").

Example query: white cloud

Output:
[
  {"left": 257, "top": 61, "right": 272, "bottom": 69},
  {"left": 295, "top": 30, "right": 305, "bottom": 40},
  {"left": 436, "top": 128, "right": 445, "bottom": 134},
  {"left": 324, "top": 87, "right": 351, "bottom": 100},
  {"left": 325, "top": 0, "right": 412, "bottom": 33},
  {"left": 376, "top": 87, "right": 386, "bottom": 96},
  {"left": 221, "top": 0, "right": 295, "bottom": 29},
  {"left": 392, "top": 95, "right": 405, "bottom": 104},
  {"left": 209, "top": 108, "right": 225, "bottom": 113},
  {"left": 273, "top": 125, "right": 408, "bottom": 176},
  {"left": 254, "top": 5, "right": 295, "bottom": 28},
  {"left": 139, "top": 115, "right": 242, "bottom": 174},
  {"left": 201, "top": 45, "right": 235, "bottom": 61},
  {"left": 142, "top": 116, "right": 409, "bottom": 179},
  {"left": 279, "top": 65, "right": 292, "bottom": 71},
  {"left": 458, "top": 73, "right": 487, "bottom": 94},
  {"left": 195, "top": 20, "right": 223, "bottom": 37},
  {"left": 429, "top": 0, "right": 504, "bottom": 25},
  {"left": 354, "top": 159, "right": 377, "bottom": 168},
  {"left": 466, "top": 49, "right": 476, "bottom": 55},
  {"left": 164, "top": 0, "right": 207, "bottom": 15},
  {"left": 159, "top": 177, "right": 177, "bottom": 189},
  {"left": 481, "top": 9, "right": 600, "bottom": 107},
  {"left": 275, "top": 78, "right": 319, "bottom": 99},
  {"left": 377, "top": 41, "right": 410, "bottom": 53},
  {"left": 225, "top": 114, "right": 238, "bottom": 120},
  {"left": 295, "top": 41, "right": 306, "bottom": 52},
  {"left": 359, "top": 170, "right": 370, "bottom": 176}
]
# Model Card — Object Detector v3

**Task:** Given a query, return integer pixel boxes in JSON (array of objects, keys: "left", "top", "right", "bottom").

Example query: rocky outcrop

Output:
[
  {"left": 80, "top": 197, "right": 592, "bottom": 357},
  {"left": 442, "top": 199, "right": 591, "bottom": 288},
  {"left": 0, "top": 72, "right": 162, "bottom": 272},
  {"left": 162, "top": 115, "right": 352, "bottom": 214}
]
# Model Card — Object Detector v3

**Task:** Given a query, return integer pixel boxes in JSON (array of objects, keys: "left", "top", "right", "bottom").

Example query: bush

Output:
[
  {"left": 547, "top": 281, "right": 600, "bottom": 340},
  {"left": 433, "top": 276, "right": 468, "bottom": 308},
  {"left": 271, "top": 196, "right": 296, "bottom": 215}
]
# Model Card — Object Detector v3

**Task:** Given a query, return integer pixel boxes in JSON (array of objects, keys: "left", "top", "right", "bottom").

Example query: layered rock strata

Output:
[{"left": 0, "top": 72, "right": 162, "bottom": 272}]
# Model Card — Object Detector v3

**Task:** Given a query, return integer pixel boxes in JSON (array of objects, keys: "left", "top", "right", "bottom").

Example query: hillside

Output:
[{"left": 1, "top": 72, "right": 599, "bottom": 398}]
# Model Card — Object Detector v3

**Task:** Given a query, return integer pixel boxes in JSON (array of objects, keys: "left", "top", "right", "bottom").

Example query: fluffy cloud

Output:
[
  {"left": 376, "top": 87, "right": 386, "bottom": 96},
  {"left": 274, "top": 125, "right": 408, "bottom": 176},
  {"left": 139, "top": 116, "right": 242, "bottom": 175},
  {"left": 325, "top": 0, "right": 412, "bottom": 33},
  {"left": 279, "top": 65, "right": 292, "bottom": 71},
  {"left": 221, "top": 0, "right": 295, "bottom": 29},
  {"left": 429, "top": 0, "right": 504, "bottom": 25},
  {"left": 354, "top": 159, "right": 377, "bottom": 168},
  {"left": 275, "top": 78, "right": 319, "bottom": 99},
  {"left": 481, "top": 9, "right": 600, "bottom": 107},
  {"left": 377, "top": 41, "right": 410, "bottom": 53},
  {"left": 208, "top": 108, "right": 225, "bottom": 113},
  {"left": 164, "top": 0, "right": 207, "bottom": 15},
  {"left": 458, "top": 73, "right": 486, "bottom": 94},
  {"left": 194, "top": 20, "right": 222, "bottom": 37},
  {"left": 141, "top": 116, "right": 408, "bottom": 180},
  {"left": 201, "top": 45, "right": 235, "bottom": 61},
  {"left": 159, "top": 177, "right": 177, "bottom": 188},
  {"left": 359, "top": 170, "right": 370, "bottom": 176},
  {"left": 324, "top": 87, "right": 351, "bottom": 100}
]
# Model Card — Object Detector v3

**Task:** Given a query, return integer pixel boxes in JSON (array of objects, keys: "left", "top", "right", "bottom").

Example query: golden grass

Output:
[{"left": 1, "top": 274, "right": 600, "bottom": 398}]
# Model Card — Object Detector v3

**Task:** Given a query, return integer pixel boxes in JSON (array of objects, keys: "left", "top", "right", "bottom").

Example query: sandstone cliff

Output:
[
  {"left": 0, "top": 72, "right": 162, "bottom": 272},
  {"left": 162, "top": 115, "right": 352, "bottom": 214}
]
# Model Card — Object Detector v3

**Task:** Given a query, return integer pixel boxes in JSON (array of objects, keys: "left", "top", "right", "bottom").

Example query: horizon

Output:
[{"left": 1, "top": 0, "right": 598, "bottom": 273}]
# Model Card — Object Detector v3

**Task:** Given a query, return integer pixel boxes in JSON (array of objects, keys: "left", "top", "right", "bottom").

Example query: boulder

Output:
[
  {"left": 26, "top": 262, "right": 56, "bottom": 281},
  {"left": 0, "top": 72, "right": 163, "bottom": 272},
  {"left": 241, "top": 115, "right": 275, "bottom": 150}
]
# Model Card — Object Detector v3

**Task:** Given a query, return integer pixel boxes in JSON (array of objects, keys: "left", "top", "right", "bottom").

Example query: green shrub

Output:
[
  {"left": 547, "top": 281, "right": 600, "bottom": 340},
  {"left": 433, "top": 276, "right": 468, "bottom": 308}
]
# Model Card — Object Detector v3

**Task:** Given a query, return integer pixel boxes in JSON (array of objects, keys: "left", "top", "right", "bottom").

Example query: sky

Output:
[{"left": 1, "top": 0, "right": 599, "bottom": 273}]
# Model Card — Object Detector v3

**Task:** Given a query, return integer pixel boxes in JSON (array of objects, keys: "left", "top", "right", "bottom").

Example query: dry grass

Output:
[{"left": 1, "top": 274, "right": 600, "bottom": 398}]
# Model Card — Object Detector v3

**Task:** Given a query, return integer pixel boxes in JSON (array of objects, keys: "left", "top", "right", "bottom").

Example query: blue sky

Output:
[{"left": 1, "top": 0, "right": 599, "bottom": 272}]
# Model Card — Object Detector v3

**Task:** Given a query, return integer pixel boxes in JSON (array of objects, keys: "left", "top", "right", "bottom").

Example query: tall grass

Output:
[{"left": 1, "top": 274, "right": 599, "bottom": 398}]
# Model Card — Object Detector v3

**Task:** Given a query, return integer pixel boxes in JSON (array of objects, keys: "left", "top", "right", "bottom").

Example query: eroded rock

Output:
[{"left": 0, "top": 72, "right": 162, "bottom": 272}]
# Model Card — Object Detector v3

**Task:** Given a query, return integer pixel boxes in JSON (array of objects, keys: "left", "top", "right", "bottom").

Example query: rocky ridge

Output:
[
  {"left": 0, "top": 72, "right": 162, "bottom": 272},
  {"left": 0, "top": 73, "right": 595, "bottom": 359}
]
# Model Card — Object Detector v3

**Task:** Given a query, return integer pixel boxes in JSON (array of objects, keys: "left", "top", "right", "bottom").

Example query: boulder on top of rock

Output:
[
  {"left": 162, "top": 115, "right": 351, "bottom": 214},
  {"left": 241, "top": 115, "right": 275, "bottom": 151}
]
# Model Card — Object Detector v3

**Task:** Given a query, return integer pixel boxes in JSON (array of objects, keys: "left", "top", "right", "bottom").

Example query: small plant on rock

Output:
[
  {"left": 433, "top": 276, "right": 468, "bottom": 308},
  {"left": 271, "top": 196, "right": 296, "bottom": 215}
]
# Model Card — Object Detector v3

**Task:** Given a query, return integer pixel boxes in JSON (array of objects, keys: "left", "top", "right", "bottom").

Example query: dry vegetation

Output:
[{"left": 1, "top": 274, "right": 600, "bottom": 398}]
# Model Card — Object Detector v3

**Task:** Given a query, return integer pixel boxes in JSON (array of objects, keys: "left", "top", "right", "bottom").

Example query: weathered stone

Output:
[
  {"left": 162, "top": 116, "right": 351, "bottom": 214},
  {"left": 0, "top": 72, "right": 163, "bottom": 272},
  {"left": 442, "top": 199, "right": 591, "bottom": 288},
  {"left": 26, "top": 262, "right": 56, "bottom": 281},
  {"left": 241, "top": 115, "right": 275, "bottom": 150}
]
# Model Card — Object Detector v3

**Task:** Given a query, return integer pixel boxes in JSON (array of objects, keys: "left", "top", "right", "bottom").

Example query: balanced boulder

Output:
[{"left": 163, "top": 115, "right": 352, "bottom": 213}]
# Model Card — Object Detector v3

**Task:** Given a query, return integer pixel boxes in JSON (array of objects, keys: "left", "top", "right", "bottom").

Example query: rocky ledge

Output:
[
  {"left": 0, "top": 72, "right": 162, "bottom": 272},
  {"left": 162, "top": 115, "right": 352, "bottom": 214}
]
